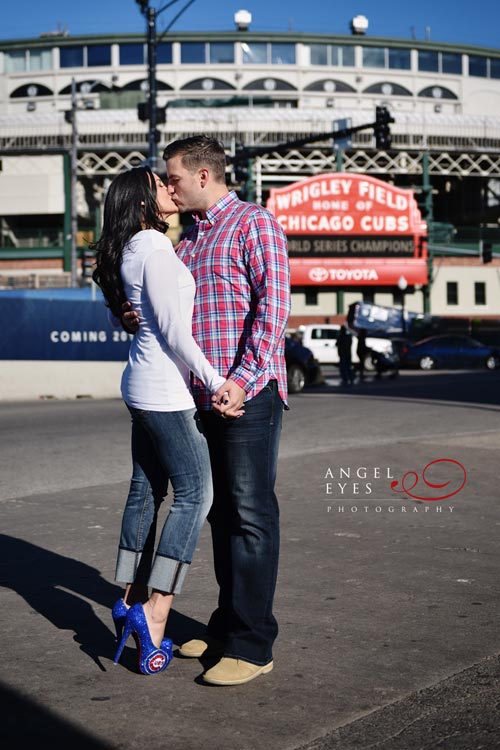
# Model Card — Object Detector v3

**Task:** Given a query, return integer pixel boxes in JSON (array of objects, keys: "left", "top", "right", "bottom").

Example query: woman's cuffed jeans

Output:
[
  {"left": 115, "top": 405, "right": 213, "bottom": 595},
  {"left": 199, "top": 380, "right": 284, "bottom": 666}
]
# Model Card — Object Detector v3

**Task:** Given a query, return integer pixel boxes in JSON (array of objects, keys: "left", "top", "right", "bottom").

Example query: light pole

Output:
[
  {"left": 146, "top": 4, "right": 158, "bottom": 169},
  {"left": 66, "top": 78, "right": 104, "bottom": 286},
  {"left": 69, "top": 77, "right": 78, "bottom": 287},
  {"left": 136, "top": 0, "right": 196, "bottom": 170},
  {"left": 397, "top": 275, "right": 408, "bottom": 335}
]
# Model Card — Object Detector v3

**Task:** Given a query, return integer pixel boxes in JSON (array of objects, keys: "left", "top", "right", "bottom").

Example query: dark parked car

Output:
[
  {"left": 285, "top": 336, "right": 322, "bottom": 393},
  {"left": 400, "top": 335, "right": 500, "bottom": 370}
]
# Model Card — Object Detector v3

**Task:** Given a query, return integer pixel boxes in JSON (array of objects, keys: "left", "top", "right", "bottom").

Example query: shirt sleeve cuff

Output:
[
  {"left": 230, "top": 368, "right": 255, "bottom": 392},
  {"left": 210, "top": 376, "right": 228, "bottom": 394}
]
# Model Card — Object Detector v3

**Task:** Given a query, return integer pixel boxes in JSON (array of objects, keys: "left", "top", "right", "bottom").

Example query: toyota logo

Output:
[{"left": 309, "top": 267, "right": 329, "bottom": 282}]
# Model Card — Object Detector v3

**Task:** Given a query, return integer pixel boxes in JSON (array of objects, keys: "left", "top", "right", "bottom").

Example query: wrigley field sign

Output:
[{"left": 266, "top": 173, "right": 426, "bottom": 258}]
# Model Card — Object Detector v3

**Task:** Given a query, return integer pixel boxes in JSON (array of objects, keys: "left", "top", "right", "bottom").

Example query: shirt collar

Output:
[{"left": 193, "top": 191, "right": 239, "bottom": 229}]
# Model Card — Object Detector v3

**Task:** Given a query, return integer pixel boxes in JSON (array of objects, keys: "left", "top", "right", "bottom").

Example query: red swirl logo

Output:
[
  {"left": 390, "top": 458, "right": 467, "bottom": 501},
  {"left": 148, "top": 653, "right": 166, "bottom": 672}
]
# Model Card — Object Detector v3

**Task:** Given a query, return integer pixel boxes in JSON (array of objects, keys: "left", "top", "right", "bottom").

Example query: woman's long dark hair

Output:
[{"left": 91, "top": 165, "right": 168, "bottom": 317}]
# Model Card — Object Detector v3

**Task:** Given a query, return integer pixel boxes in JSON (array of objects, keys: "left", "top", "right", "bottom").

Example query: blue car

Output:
[
  {"left": 400, "top": 334, "right": 500, "bottom": 370},
  {"left": 285, "top": 336, "right": 322, "bottom": 393}
]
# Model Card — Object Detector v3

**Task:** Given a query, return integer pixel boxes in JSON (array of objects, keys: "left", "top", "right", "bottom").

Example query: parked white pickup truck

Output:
[{"left": 299, "top": 324, "right": 393, "bottom": 368}]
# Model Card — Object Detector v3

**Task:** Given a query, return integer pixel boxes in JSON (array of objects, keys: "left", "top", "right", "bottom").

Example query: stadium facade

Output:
[{"left": 1, "top": 15, "right": 499, "bottom": 325}]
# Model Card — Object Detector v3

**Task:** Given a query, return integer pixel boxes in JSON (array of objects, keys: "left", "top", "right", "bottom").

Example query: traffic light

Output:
[
  {"left": 135, "top": 0, "right": 149, "bottom": 11},
  {"left": 137, "top": 103, "right": 166, "bottom": 125},
  {"left": 482, "top": 242, "right": 493, "bottom": 263},
  {"left": 64, "top": 110, "right": 74, "bottom": 124},
  {"left": 375, "top": 106, "right": 394, "bottom": 150},
  {"left": 156, "top": 106, "right": 166, "bottom": 125},
  {"left": 233, "top": 162, "right": 247, "bottom": 185}
]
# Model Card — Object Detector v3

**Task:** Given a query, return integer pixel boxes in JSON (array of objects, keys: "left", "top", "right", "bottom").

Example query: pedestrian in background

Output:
[
  {"left": 337, "top": 325, "right": 354, "bottom": 386},
  {"left": 356, "top": 328, "right": 369, "bottom": 381}
]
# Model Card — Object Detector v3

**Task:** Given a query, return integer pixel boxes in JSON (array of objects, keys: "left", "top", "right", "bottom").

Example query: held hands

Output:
[
  {"left": 120, "top": 300, "right": 245, "bottom": 419},
  {"left": 212, "top": 380, "right": 246, "bottom": 419},
  {"left": 121, "top": 301, "right": 139, "bottom": 334}
]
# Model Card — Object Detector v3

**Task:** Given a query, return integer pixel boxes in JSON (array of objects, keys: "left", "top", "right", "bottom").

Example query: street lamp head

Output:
[
  {"left": 350, "top": 15, "right": 368, "bottom": 35},
  {"left": 234, "top": 10, "right": 252, "bottom": 30}
]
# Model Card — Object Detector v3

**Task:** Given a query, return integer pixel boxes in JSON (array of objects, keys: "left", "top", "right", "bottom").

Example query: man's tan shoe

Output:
[
  {"left": 178, "top": 637, "right": 224, "bottom": 658},
  {"left": 203, "top": 657, "right": 273, "bottom": 686}
]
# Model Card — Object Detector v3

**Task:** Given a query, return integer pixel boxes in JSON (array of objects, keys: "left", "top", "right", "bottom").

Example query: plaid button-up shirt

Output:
[{"left": 176, "top": 191, "right": 291, "bottom": 410}]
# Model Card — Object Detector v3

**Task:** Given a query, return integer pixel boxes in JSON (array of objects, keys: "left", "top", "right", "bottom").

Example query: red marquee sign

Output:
[
  {"left": 267, "top": 173, "right": 426, "bottom": 247},
  {"left": 290, "top": 258, "right": 428, "bottom": 286}
]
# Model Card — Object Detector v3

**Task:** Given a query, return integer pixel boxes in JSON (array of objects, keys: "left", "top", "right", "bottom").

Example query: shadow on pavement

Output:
[
  {"left": 0, "top": 681, "right": 112, "bottom": 748},
  {"left": 0, "top": 534, "right": 208, "bottom": 671},
  {"left": 0, "top": 680, "right": 113, "bottom": 748},
  {"left": 307, "top": 369, "right": 500, "bottom": 409}
]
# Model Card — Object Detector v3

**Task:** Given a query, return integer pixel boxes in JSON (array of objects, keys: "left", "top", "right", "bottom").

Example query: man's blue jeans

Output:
[
  {"left": 200, "top": 380, "right": 284, "bottom": 666},
  {"left": 115, "top": 405, "right": 213, "bottom": 595}
]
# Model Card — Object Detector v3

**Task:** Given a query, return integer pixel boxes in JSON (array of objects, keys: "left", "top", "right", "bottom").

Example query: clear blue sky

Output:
[{"left": 3, "top": 1, "right": 500, "bottom": 49}]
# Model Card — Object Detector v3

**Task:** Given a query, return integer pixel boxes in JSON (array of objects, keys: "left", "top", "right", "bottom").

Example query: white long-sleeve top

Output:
[{"left": 120, "top": 229, "right": 226, "bottom": 411}]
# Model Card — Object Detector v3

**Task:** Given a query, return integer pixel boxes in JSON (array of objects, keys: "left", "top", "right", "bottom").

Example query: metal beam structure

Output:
[
  {"left": 71, "top": 147, "right": 500, "bottom": 178},
  {"left": 255, "top": 149, "right": 500, "bottom": 181}
]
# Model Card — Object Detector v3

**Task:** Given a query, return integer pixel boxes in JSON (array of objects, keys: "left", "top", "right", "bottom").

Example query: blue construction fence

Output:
[{"left": 0, "top": 288, "right": 131, "bottom": 360}]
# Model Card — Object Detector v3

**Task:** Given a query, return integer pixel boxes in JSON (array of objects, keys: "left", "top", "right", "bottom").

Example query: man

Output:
[
  {"left": 126, "top": 136, "right": 290, "bottom": 685},
  {"left": 356, "top": 328, "right": 368, "bottom": 382},
  {"left": 337, "top": 325, "right": 354, "bottom": 386}
]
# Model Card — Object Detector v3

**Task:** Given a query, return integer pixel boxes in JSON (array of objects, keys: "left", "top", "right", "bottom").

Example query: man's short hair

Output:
[{"left": 162, "top": 136, "right": 227, "bottom": 184}]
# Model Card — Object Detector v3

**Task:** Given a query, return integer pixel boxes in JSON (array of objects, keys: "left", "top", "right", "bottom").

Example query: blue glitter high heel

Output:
[
  {"left": 113, "top": 603, "right": 173, "bottom": 675},
  {"left": 111, "top": 599, "right": 129, "bottom": 641}
]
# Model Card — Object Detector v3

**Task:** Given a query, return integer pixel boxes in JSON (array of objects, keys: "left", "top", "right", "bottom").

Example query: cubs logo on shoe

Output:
[
  {"left": 147, "top": 651, "right": 167, "bottom": 672},
  {"left": 113, "top": 603, "right": 173, "bottom": 675}
]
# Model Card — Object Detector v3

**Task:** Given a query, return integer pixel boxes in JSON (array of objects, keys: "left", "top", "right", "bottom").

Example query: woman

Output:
[{"left": 92, "top": 165, "right": 232, "bottom": 675}]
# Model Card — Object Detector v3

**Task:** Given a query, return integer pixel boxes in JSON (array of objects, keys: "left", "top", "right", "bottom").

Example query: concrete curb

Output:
[{"left": 0, "top": 361, "right": 124, "bottom": 401}]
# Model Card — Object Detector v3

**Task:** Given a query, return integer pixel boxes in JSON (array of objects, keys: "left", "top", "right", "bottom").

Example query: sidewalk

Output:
[{"left": 1, "top": 387, "right": 499, "bottom": 749}]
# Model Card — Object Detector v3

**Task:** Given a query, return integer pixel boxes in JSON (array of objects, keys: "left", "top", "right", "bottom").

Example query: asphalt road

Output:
[
  {"left": 1, "top": 369, "right": 500, "bottom": 749},
  {"left": 1, "top": 369, "right": 499, "bottom": 502}
]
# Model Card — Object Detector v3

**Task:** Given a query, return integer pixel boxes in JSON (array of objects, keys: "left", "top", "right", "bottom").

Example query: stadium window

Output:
[
  {"left": 305, "top": 290, "right": 318, "bottom": 306},
  {"left": 339, "top": 45, "right": 355, "bottom": 66},
  {"left": 474, "top": 282, "right": 486, "bottom": 305},
  {"left": 241, "top": 42, "right": 267, "bottom": 64},
  {"left": 388, "top": 48, "right": 411, "bottom": 70},
  {"left": 28, "top": 49, "right": 52, "bottom": 71},
  {"left": 308, "top": 44, "right": 328, "bottom": 65},
  {"left": 60, "top": 46, "right": 84, "bottom": 68},
  {"left": 181, "top": 42, "right": 206, "bottom": 64},
  {"left": 5, "top": 50, "right": 27, "bottom": 72},
  {"left": 87, "top": 44, "right": 111, "bottom": 67},
  {"left": 271, "top": 43, "right": 295, "bottom": 65},
  {"left": 362, "top": 47, "right": 385, "bottom": 68},
  {"left": 446, "top": 281, "right": 458, "bottom": 306},
  {"left": 469, "top": 55, "right": 487, "bottom": 77},
  {"left": 331, "top": 44, "right": 355, "bottom": 67},
  {"left": 209, "top": 43, "right": 234, "bottom": 64},
  {"left": 490, "top": 58, "right": 500, "bottom": 79},
  {"left": 157, "top": 42, "right": 172, "bottom": 64},
  {"left": 120, "top": 43, "right": 144, "bottom": 65},
  {"left": 441, "top": 52, "right": 462, "bottom": 74},
  {"left": 417, "top": 50, "right": 461, "bottom": 75},
  {"left": 418, "top": 50, "right": 439, "bottom": 72}
]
